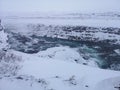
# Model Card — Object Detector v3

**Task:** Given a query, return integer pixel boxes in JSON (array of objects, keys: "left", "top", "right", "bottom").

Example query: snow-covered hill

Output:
[{"left": 0, "top": 48, "right": 120, "bottom": 90}]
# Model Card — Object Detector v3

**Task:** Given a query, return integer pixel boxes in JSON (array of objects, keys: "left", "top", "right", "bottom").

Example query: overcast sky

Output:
[{"left": 0, "top": 0, "right": 120, "bottom": 13}]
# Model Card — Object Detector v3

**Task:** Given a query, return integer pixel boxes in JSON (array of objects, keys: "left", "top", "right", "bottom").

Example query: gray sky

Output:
[{"left": 0, "top": 0, "right": 120, "bottom": 13}]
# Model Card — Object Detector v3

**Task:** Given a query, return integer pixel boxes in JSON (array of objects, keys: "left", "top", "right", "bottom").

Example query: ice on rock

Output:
[
  {"left": 0, "top": 20, "right": 8, "bottom": 50},
  {"left": 0, "top": 20, "right": 3, "bottom": 31}
]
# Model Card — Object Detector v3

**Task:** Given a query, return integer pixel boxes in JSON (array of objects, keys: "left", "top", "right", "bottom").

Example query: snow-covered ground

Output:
[
  {"left": 0, "top": 48, "right": 120, "bottom": 90},
  {"left": 35, "top": 46, "right": 98, "bottom": 67},
  {"left": 0, "top": 31, "right": 8, "bottom": 49},
  {"left": 2, "top": 18, "right": 120, "bottom": 28},
  {"left": 1, "top": 12, "right": 120, "bottom": 28},
  {"left": 0, "top": 12, "right": 120, "bottom": 90}
]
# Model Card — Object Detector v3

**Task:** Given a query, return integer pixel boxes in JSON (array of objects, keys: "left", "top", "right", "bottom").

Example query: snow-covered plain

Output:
[
  {"left": 1, "top": 12, "right": 120, "bottom": 28},
  {"left": 2, "top": 18, "right": 120, "bottom": 28}
]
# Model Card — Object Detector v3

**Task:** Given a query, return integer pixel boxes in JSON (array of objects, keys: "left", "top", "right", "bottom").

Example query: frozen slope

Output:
[
  {"left": 0, "top": 47, "right": 120, "bottom": 90},
  {"left": 19, "top": 56, "right": 120, "bottom": 90}
]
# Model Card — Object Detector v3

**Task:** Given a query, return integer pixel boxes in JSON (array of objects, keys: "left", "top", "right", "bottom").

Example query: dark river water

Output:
[{"left": 8, "top": 32, "right": 120, "bottom": 71}]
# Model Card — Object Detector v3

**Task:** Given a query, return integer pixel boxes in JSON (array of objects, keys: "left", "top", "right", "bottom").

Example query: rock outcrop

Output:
[
  {"left": 25, "top": 24, "right": 120, "bottom": 45},
  {"left": 0, "top": 20, "right": 9, "bottom": 50}
]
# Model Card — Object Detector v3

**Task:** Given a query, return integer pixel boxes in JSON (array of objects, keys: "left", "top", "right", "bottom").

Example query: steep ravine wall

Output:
[{"left": 22, "top": 24, "right": 120, "bottom": 45}]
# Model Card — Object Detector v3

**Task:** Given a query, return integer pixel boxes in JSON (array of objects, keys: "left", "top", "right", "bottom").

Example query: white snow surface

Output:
[
  {"left": 0, "top": 30, "right": 8, "bottom": 49},
  {"left": 0, "top": 47, "right": 120, "bottom": 90},
  {"left": 2, "top": 18, "right": 120, "bottom": 28},
  {"left": 36, "top": 46, "right": 98, "bottom": 67},
  {"left": 114, "top": 49, "right": 120, "bottom": 55},
  {"left": 1, "top": 12, "right": 120, "bottom": 28}
]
